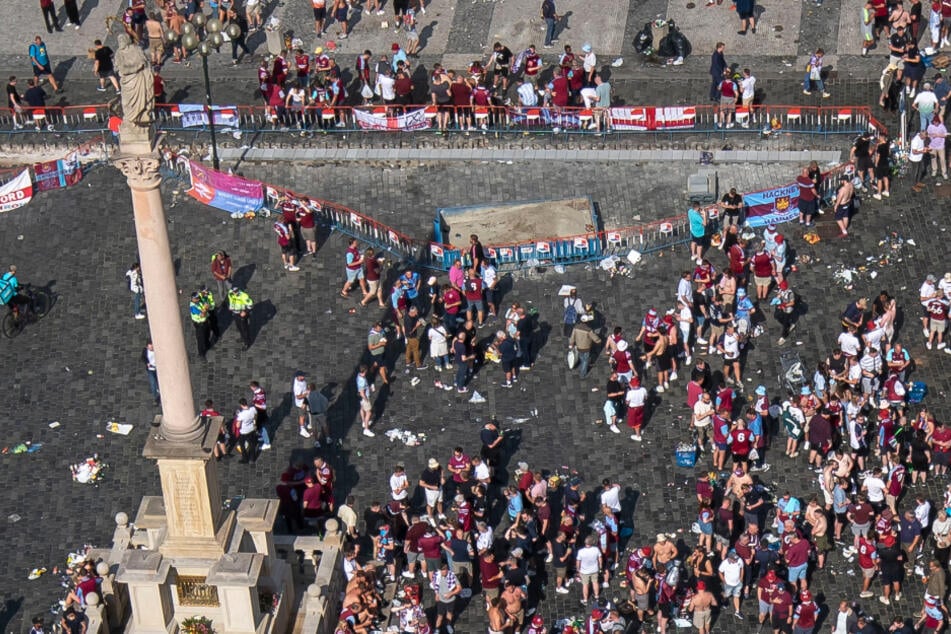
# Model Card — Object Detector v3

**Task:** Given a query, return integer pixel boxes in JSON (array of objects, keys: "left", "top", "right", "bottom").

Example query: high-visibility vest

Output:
[
  {"left": 228, "top": 290, "right": 253, "bottom": 313},
  {"left": 189, "top": 300, "right": 207, "bottom": 323}
]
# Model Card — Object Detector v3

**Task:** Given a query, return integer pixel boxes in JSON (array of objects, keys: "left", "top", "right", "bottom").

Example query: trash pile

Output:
[
  {"left": 384, "top": 428, "right": 428, "bottom": 447},
  {"left": 598, "top": 250, "right": 641, "bottom": 278},
  {"left": 829, "top": 233, "right": 913, "bottom": 290},
  {"left": 4, "top": 441, "right": 42, "bottom": 455},
  {"left": 71, "top": 455, "right": 106, "bottom": 485}
]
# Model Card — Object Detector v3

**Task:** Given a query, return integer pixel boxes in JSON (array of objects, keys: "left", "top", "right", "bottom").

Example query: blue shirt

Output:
[
  {"left": 507, "top": 493, "right": 523, "bottom": 519},
  {"left": 748, "top": 414, "right": 763, "bottom": 440},
  {"left": 400, "top": 272, "right": 420, "bottom": 299},
  {"left": 30, "top": 42, "right": 50, "bottom": 67},
  {"left": 688, "top": 207, "right": 705, "bottom": 238},
  {"left": 736, "top": 296, "right": 754, "bottom": 320}
]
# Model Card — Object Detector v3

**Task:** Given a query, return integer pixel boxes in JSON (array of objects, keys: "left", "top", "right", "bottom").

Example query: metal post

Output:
[{"left": 201, "top": 54, "right": 220, "bottom": 171}]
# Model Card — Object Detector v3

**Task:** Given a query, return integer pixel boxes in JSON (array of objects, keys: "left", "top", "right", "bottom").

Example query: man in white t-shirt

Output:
[
  {"left": 740, "top": 68, "right": 756, "bottom": 108},
  {"left": 693, "top": 390, "right": 715, "bottom": 449},
  {"left": 862, "top": 467, "right": 887, "bottom": 510},
  {"left": 837, "top": 328, "right": 861, "bottom": 358},
  {"left": 293, "top": 371, "right": 312, "bottom": 438},
  {"left": 390, "top": 464, "right": 409, "bottom": 501},
  {"left": 676, "top": 270, "right": 693, "bottom": 308},
  {"left": 624, "top": 377, "right": 648, "bottom": 441},
  {"left": 600, "top": 480, "right": 621, "bottom": 513},
  {"left": 576, "top": 535, "right": 603, "bottom": 605},
  {"left": 718, "top": 550, "right": 745, "bottom": 618}
]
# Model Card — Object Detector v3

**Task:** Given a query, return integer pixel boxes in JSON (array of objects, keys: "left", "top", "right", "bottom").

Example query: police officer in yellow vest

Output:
[
  {"left": 189, "top": 291, "right": 212, "bottom": 359},
  {"left": 228, "top": 287, "right": 254, "bottom": 349},
  {"left": 198, "top": 286, "right": 221, "bottom": 342}
]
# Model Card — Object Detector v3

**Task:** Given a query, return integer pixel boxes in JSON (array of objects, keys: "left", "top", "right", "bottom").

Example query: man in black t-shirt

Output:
[
  {"left": 719, "top": 187, "right": 744, "bottom": 241},
  {"left": 92, "top": 40, "right": 120, "bottom": 93},
  {"left": 23, "top": 78, "right": 52, "bottom": 132},
  {"left": 490, "top": 41, "right": 513, "bottom": 91},
  {"left": 5, "top": 76, "right": 23, "bottom": 129},
  {"left": 889, "top": 27, "right": 908, "bottom": 80}
]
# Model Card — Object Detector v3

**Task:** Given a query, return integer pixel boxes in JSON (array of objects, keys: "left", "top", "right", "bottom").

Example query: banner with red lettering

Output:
[
  {"left": 33, "top": 151, "right": 83, "bottom": 192},
  {"left": 0, "top": 170, "right": 33, "bottom": 213},
  {"left": 609, "top": 106, "right": 697, "bottom": 131}
]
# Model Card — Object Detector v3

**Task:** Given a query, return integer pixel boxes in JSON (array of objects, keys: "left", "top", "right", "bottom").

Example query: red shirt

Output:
[
  {"left": 730, "top": 429, "right": 751, "bottom": 454},
  {"left": 729, "top": 244, "right": 746, "bottom": 274},
  {"left": 551, "top": 76, "right": 569, "bottom": 107},
  {"left": 472, "top": 85, "right": 491, "bottom": 106},
  {"left": 464, "top": 277, "right": 483, "bottom": 301},
  {"left": 302, "top": 484, "right": 324, "bottom": 517},
  {"left": 295, "top": 54, "right": 310, "bottom": 75},
  {"left": 525, "top": 54, "right": 541, "bottom": 76},
  {"left": 251, "top": 386, "right": 267, "bottom": 410},
  {"left": 443, "top": 288, "right": 462, "bottom": 314},
  {"left": 751, "top": 252, "right": 773, "bottom": 277},
  {"left": 418, "top": 533, "right": 444, "bottom": 559},
  {"left": 297, "top": 208, "right": 316, "bottom": 228},
  {"left": 612, "top": 349, "right": 633, "bottom": 374},
  {"left": 784, "top": 538, "right": 810, "bottom": 566},
  {"left": 449, "top": 453, "right": 470, "bottom": 482},
  {"left": 857, "top": 537, "right": 877, "bottom": 568},
  {"left": 450, "top": 81, "right": 471, "bottom": 107}
]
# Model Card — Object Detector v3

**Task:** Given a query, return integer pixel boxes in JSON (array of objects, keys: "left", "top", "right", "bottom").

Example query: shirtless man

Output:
[
  {"left": 487, "top": 597, "right": 513, "bottom": 634},
  {"left": 833, "top": 174, "right": 855, "bottom": 238},
  {"left": 631, "top": 568, "right": 655, "bottom": 621},
  {"left": 653, "top": 533, "right": 678, "bottom": 571},
  {"left": 805, "top": 498, "right": 830, "bottom": 569},
  {"left": 687, "top": 580, "right": 719, "bottom": 634}
]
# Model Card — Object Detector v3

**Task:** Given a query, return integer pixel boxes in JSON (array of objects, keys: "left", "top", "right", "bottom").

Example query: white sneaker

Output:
[
  {"left": 134, "top": 313, "right": 146, "bottom": 320},
  {"left": 288, "top": 265, "right": 300, "bottom": 271},
  {"left": 299, "top": 427, "right": 312, "bottom": 438},
  {"left": 924, "top": 328, "right": 931, "bottom": 338},
  {"left": 672, "top": 56, "right": 684, "bottom": 65},
  {"left": 631, "top": 434, "right": 642, "bottom": 442},
  {"left": 670, "top": 371, "right": 678, "bottom": 381},
  {"left": 940, "top": 342, "right": 947, "bottom": 349},
  {"left": 556, "top": 586, "right": 570, "bottom": 594},
  {"left": 656, "top": 385, "right": 665, "bottom": 393},
  {"left": 602, "top": 581, "right": 610, "bottom": 588},
  {"left": 696, "top": 337, "right": 708, "bottom": 344},
  {"left": 260, "top": 443, "right": 271, "bottom": 450},
  {"left": 363, "top": 428, "right": 376, "bottom": 437},
  {"left": 609, "top": 424, "right": 621, "bottom": 434},
  {"left": 685, "top": 355, "right": 692, "bottom": 365},
  {"left": 402, "top": 571, "right": 415, "bottom": 579},
  {"left": 927, "top": 341, "right": 933, "bottom": 350}
]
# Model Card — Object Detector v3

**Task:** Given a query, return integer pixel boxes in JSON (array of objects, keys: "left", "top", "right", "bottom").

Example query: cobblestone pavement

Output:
[{"left": 0, "top": 154, "right": 950, "bottom": 631}]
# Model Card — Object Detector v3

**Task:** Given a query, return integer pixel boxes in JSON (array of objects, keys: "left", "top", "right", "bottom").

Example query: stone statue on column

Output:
[{"left": 114, "top": 34, "right": 154, "bottom": 145}]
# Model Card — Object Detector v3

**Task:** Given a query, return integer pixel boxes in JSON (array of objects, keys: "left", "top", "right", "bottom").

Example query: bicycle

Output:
[{"left": 2, "top": 284, "right": 51, "bottom": 338}]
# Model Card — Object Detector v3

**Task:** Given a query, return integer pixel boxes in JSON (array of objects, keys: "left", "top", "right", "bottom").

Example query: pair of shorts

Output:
[
  {"left": 281, "top": 242, "right": 296, "bottom": 255},
  {"left": 723, "top": 212, "right": 740, "bottom": 227},
  {"left": 788, "top": 562, "right": 807, "bottom": 582},
  {"left": 931, "top": 319, "right": 947, "bottom": 334},
  {"left": 33, "top": 63, "right": 52, "bottom": 77},
  {"left": 772, "top": 614, "right": 792, "bottom": 633},
  {"left": 889, "top": 55, "right": 905, "bottom": 70},
  {"left": 346, "top": 267, "right": 364, "bottom": 282},
  {"left": 301, "top": 226, "right": 316, "bottom": 242},
  {"left": 149, "top": 39, "right": 164, "bottom": 55},
  {"left": 360, "top": 398, "right": 372, "bottom": 412},
  {"left": 335, "top": 6, "right": 348, "bottom": 20},
  {"left": 435, "top": 599, "right": 455, "bottom": 616},
  {"left": 425, "top": 488, "right": 443, "bottom": 507},
  {"left": 860, "top": 565, "right": 876, "bottom": 579},
  {"left": 799, "top": 198, "right": 817, "bottom": 215},
  {"left": 834, "top": 204, "right": 851, "bottom": 220},
  {"left": 693, "top": 610, "right": 712, "bottom": 629},
  {"left": 715, "top": 442, "right": 729, "bottom": 451},
  {"left": 759, "top": 600, "right": 772, "bottom": 615},
  {"left": 691, "top": 235, "right": 705, "bottom": 246},
  {"left": 724, "top": 582, "right": 742, "bottom": 597},
  {"left": 296, "top": 405, "right": 309, "bottom": 419},
  {"left": 935, "top": 451, "right": 950, "bottom": 466},
  {"left": 467, "top": 299, "right": 485, "bottom": 314},
  {"left": 580, "top": 571, "right": 599, "bottom": 587},
  {"left": 754, "top": 274, "right": 771, "bottom": 287},
  {"left": 407, "top": 551, "right": 423, "bottom": 563},
  {"left": 313, "top": 6, "right": 326, "bottom": 19}
]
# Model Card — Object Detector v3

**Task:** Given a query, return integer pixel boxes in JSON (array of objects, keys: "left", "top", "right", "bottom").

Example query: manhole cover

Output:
[
  {"left": 686, "top": 2, "right": 696, "bottom": 7},
  {"left": 773, "top": 25, "right": 784, "bottom": 31}
]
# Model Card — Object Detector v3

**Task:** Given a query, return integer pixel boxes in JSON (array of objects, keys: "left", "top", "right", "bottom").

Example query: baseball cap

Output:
[
  {"left": 428, "top": 458, "right": 439, "bottom": 469},
  {"left": 314, "top": 46, "right": 323, "bottom": 54},
  {"left": 582, "top": 43, "right": 592, "bottom": 52},
  {"left": 392, "top": 42, "right": 401, "bottom": 51},
  {"left": 755, "top": 385, "right": 767, "bottom": 396}
]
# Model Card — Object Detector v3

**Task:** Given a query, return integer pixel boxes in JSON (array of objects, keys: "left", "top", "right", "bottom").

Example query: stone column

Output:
[{"left": 114, "top": 153, "right": 201, "bottom": 444}]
